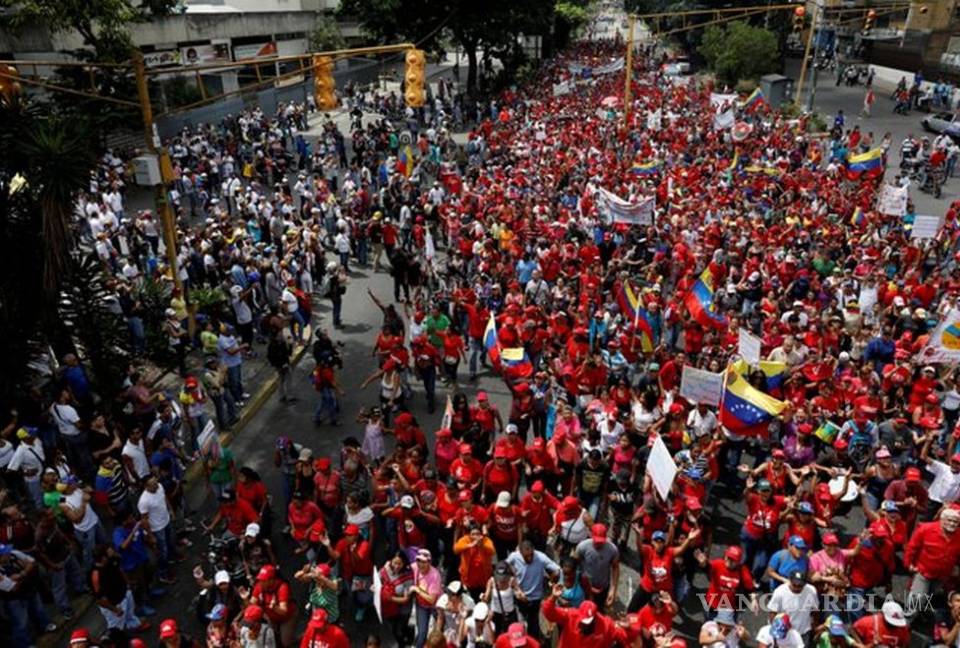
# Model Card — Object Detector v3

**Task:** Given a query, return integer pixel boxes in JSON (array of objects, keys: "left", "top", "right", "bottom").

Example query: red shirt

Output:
[
  {"left": 488, "top": 504, "right": 521, "bottom": 541},
  {"left": 300, "top": 622, "right": 350, "bottom": 648},
  {"left": 333, "top": 538, "right": 373, "bottom": 581},
  {"left": 483, "top": 461, "right": 519, "bottom": 494},
  {"left": 636, "top": 602, "right": 676, "bottom": 636},
  {"left": 904, "top": 521, "right": 960, "bottom": 580},
  {"left": 453, "top": 504, "right": 490, "bottom": 532},
  {"left": 313, "top": 470, "right": 341, "bottom": 510},
  {"left": 542, "top": 597, "right": 627, "bottom": 648},
  {"left": 742, "top": 493, "right": 786, "bottom": 539},
  {"left": 218, "top": 499, "right": 259, "bottom": 536},
  {"left": 494, "top": 634, "right": 540, "bottom": 648},
  {"left": 847, "top": 538, "right": 895, "bottom": 589},
  {"left": 852, "top": 614, "right": 910, "bottom": 648},
  {"left": 252, "top": 580, "right": 293, "bottom": 624},
  {"left": 705, "top": 558, "right": 756, "bottom": 610},
  {"left": 236, "top": 479, "right": 267, "bottom": 513},
  {"left": 288, "top": 501, "right": 323, "bottom": 541},
  {"left": 639, "top": 545, "right": 676, "bottom": 593},
  {"left": 520, "top": 492, "right": 559, "bottom": 535}
]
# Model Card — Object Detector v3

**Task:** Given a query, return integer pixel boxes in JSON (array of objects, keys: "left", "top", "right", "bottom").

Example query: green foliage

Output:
[
  {"left": 555, "top": 2, "right": 588, "bottom": 23},
  {"left": 59, "top": 253, "right": 132, "bottom": 398},
  {"left": 162, "top": 76, "right": 204, "bottom": 110},
  {"left": 310, "top": 14, "right": 347, "bottom": 52},
  {"left": 137, "top": 277, "right": 173, "bottom": 363},
  {"left": 699, "top": 21, "right": 779, "bottom": 87},
  {"left": 191, "top": 286, "right": 229, "bottom": 322}
]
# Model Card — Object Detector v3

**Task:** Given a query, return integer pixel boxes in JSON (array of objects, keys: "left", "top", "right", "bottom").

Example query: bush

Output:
[{"left": 699, "top": 21, "right": 779, "bottom": 88}]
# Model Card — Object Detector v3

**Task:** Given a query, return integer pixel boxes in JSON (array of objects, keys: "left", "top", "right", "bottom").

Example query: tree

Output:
[
  {"left": 699, "top": 21, "right": 779, "bottom": 87},
  {"left": 310, "top": 14, "right": 347, "bottom": 52}
]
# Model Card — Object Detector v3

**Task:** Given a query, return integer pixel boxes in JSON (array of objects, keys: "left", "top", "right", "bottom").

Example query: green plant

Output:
[
  {"left": 806, "top": 112, "right": 828, "bottom": 133},
  {"left": 310, "top": 14, "right": 347, "bottom": 52},
  {"left": 137, "top": 276, "right": 173, "bottom": 363},
  {"left": 191, "top": 286, "right": 229, "bottom": 321},
  {"left": 734, "top": 79, "right": 757, "bottom": 94},
  {"left": 699, "top": 21, "right": 779, "bottom": 88}
]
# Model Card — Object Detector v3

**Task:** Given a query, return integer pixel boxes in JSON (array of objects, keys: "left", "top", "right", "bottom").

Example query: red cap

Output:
[
  {"left": 507, "top": 622, "right": 528, "bottom": 647},
  {"left": 725, "top": 546, "right": 743, "bottom": 562},
  {"left": 243, "top": 605, "right": 264, "bottom": 623},
  {"left": 307, "top": 519, "right": 327, "bottom": 542},
  {"left": 905, "top": 466, "right": 922, "bottom": 482},
  {"left": 130, "top": 640, "right": 148, "bottom": 648},
  {"left": 184, "top": 376, "right": 198, "bottom": 388},
  {"left": 316, "top": 563, "right": 331, "bottom": 577},
  {"left": 256, "top": 564, "right": 277, "bottom": 581},
  {"left": 530, "top": 480, "right": 545, "bottom": 493},
  {"left": 159, "top": 619, "right": 178, "bottom": 639},
  {"left": 532, "top": 438, "right": 545, "bottom": 449},
  {"left": 494, "top": 446, "right": 509, "bottom": 458},
  {"left": 314, "top": 457, "right": 331, "bottom": 471},
  {"left": 344, "top": 523, "right": 361, "bottom": 536},
  {"left": 591, "top": 523, "right": 608, "bottom": 542},
  {"left": 458, "top": 489, "right": 473, "bottom": 502},
  {"left": 477, "top": 391, "right": 489, "bottom": 401},
  {"left": 310, "top": 608, "right": 328, "bottom": 626},
  {"left": 70, "top": 629, "right": 91, "bottom": 644},
  {"left": 561, "top": 495, "right": 579, "bottom": 509},
  {"left": 395, "top": 412, "right": 414, "bottom": 425},
  {"left": 822, "top": 532, "right": 839, "bottom": 545},
  {"left": 577, "top": 600, "right": 598, "bottom": 624},
  {"left": 459, "top": 443, "right": 473, "bottom": 454},
  {"left": 437, "top": 427, "right": 452, "bottom": 438},
  {"left": 772, "top": 449, "right": 786, "bottom": 459}
]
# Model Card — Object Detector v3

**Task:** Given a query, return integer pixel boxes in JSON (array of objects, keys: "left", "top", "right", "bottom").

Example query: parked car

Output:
[{"left": 921, "top": 111, "right": 960, "bottom": 140}]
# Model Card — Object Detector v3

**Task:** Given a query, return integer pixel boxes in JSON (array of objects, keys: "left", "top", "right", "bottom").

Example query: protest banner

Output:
[
  {"left": 911, "top": 215, "right": 942, "bottom": 240},
  {"left": 876, "top": 184, "right": 908, "bottom": 216},
  {"left": 647, "top": 435, "right": 678, "bottom": 500},
  {"left": 679, "top": 365, "right": 724, "bottom": 406},
  {"left": 738, "top": 328, "right": 762, "bottom": 366}
]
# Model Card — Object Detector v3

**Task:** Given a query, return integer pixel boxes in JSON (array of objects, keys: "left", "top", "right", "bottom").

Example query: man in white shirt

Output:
[
  {"left": 138, "top": 475, "right": 175, "bottom": 583},
  {"left": 767, "top": 572, "right": 819, "bottom": 637},
  {"left": 920, "top": 433, "right": 960, "bottom": 508},
  {"left": 699, "top": 608, "right": 749, "bottom": 648},
  {"left": 756, "top": 613, "right": 804, "bottom": 648},
  {"left": 121, "top": 426, "right": 151, "bottom": 485},
  {"left": 7, "top": 427, "right": 45, "bottom": 508},
  {"left": 59, "top": 476, "right": 104, "bottom": 573},
  {"left": 687, "top": 402, "right": 718, "bottom": 440}
]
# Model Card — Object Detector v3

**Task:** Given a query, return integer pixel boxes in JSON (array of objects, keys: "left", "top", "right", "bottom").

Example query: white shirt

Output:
[
  {"left": 756, "top": 625, "right": 804, "bottom": 648},
  {"left": 927, "top": 460, "right": 960, "bottom": 504},
  {"left": 8, "top": 439, "right": 44, "bottom": 482},
  {"left": 699, "top": 621, "right": 740, "bottom": 648},
  {"left": 687, "top": 408, "right": 718, "bottom": 439},
  {"left": 50, "top": 403, "right": 82, "bottom": 437},
  {"left": 138, "top": 484, "right": 172, "bottom": 532},
  {"left": 122, "top": 439, "right": 150, "bottom": 479},
  {"left": 767, "top": 583, "right": 819, "bottom": 634},
  {"left": 64, "top": 488, "right": 100, "bottom": 532},
  {"left": 281, "top": 288, "right": 298, "bottom": 314}
]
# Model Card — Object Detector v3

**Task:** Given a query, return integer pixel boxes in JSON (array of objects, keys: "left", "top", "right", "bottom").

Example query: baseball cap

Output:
[
  {"left": 822, "top": 532, "right": 839, "bottom": 546},
  {"left": 459, "top": 442, "right": 473, "bottom": 454},
  {"left": 315, "top": 457, "right": 332, "bottom": 471},
  {"left": 207, "top": 603, "right": 228, "bottom": 621},
  {"left": 591, "top": 523, "right": 608, "bottom": 543},
  {"left": 505, "top": 423, "right": 519, "bottom": 434},
  {"left": 788, "top": 535, "right": 807, "bottom": 550},
  {"left": 881, "top": 500, "right": 899, "bottom": 513},
  {"left": 508, "top": 622, "right": 528, "bottom": 647},
  {"left": 868, "top": 521, "right": 890, "bottom": 538},
  {"left": 905, "top": 466, "right": 923, "bottom": 482},
  {"left": 725, "top": 546, "right": 743, "bottom": 562},
  {"left": 477, "top": 391, "right": 489, "bottom": 401},
  {"left": 245, "top": 523, "right": 260, "bottom": 537},
  {"left": 344, "top": 523, "right": 361, "bottom": 536},
  {"left": 881, "top": 600, "right": 907, "bottom": 627},
  {"left": 159, "top": 619, "right": 178, "bottom": 639},
  {"left": 577, "top": 600, "right": 598, "bottom": 625},
  {"left": 494, "top": 446, "right": 509, "bottom": 459},
  {"left": 214, "top": 570, "right": 231, "bottom": 585},
  {"left": 400, "top": 495, "right": 415, "bottom": 509},
  {"left": 496, "top": 491, "right": 511, "bottom": 507},
  {"left": 310, "top": 608, "right": 328, "bottom": 626},
  {"left": 473, "top": 602, "right": 490, "bottom": 621},
  {"left": 789, "top": 570, "right": 806, "bottom": 584},
  {"left": 530, "top": 480, "right": 545, "bottom": 493},
  {"left": 70, "top": 629, "right": 91, "bottom": 644},
  {"left": 797, "top": 501, "right": 814, "bottom": 514},
  {"left": 458, "top": 489, "right": 473, "bottom": 502},
  {"left": 715, "top": 609, "right": 737, "bottom": 626},
  {"left": 757, "top": 479, "right": 772, "bottom": 491},
  {"left": 243, "top": 605, "right": 264, "bottom": 624},
  {"left": 651, "top": 530, "right": 667, "bottom": 542},
  {"left": 256, "top": 564, "right": 277, "bottom": 581},
  {"left": 446, "top": 581, "right": 464, "bottom": 595},
  {"left": 827, "top": 615, "right": 848, "bottom": 637},
  {"left": 416, "top": 548, "right": 432, "bottom": 562},
  {"left": 771, "top": 613, "right": 792, "bottom": 639}
]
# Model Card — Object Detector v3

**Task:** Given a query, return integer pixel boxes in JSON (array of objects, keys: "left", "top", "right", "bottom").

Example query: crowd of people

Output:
[{"left": 5, "top": 12, "right": 960, "bottom": 648}]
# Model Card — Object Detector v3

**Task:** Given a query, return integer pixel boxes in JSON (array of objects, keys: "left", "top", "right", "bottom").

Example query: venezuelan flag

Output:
[
  {"left": 616, "top": 280, "right": 654, "bottom": 353},
  {"left": 484, "top": 313, "right": 501, "bottom": 365},
  {"left": 632, "top": 160, "right": 662, "bottom": 176},
  {"left": 845, "top": 148, "right": 883, "bottom": 180},
  {"left": 720, "top": 363, "right": 788, "bottom": 436},
  {"left": 398, "top": 144, "right": 415, "bottom": 177},
  {"left": 850, "top": 206, "right": 865, "bottom": 227},
  {"left": 728, "top": 151, "right": 740, "bottom": 172},
  {"left": 686, "top": 267, "right": 729, "bottom": 330},
  {"left": 484, "top": 314, "right": 533, "bottom": 378},
  {"left": 743, "top": 87, "right": 764, "bottom": 111}
]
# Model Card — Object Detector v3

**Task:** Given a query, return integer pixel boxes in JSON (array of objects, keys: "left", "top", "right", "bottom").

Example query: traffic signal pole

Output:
[
  {"left": 794, "top": 3, "right": 819, "bottom": 106},
  {"left": 623, "top": 13, "right": 635, "bottom": 130}
]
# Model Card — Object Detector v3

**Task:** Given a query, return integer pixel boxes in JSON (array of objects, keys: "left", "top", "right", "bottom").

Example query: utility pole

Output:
[
  {"left": 794, "top": 2, "right": 819, "bottom": 106},
  {"left": 132, "top": 52, "right": 185, "bottom": 307},
  {"left": 624, "top": 13, "right": 635, "bottom": 129}
]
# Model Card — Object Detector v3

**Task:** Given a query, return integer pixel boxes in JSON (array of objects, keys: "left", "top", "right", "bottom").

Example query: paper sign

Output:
[
  {"left": 710, "top": 93, "right": 738, "bottom": 110},
  {"left": 372, "top": 565, "right": 383, "bottom": 623},
  {"left": 679, "top": 365, "right": 724, "bottom": 406},
  {"left": 646, "top": 435, "right": 678, "bottom": 501},
  {"left": 738, "top": 328, "right": 762, "bottom": 366},
  {"left": 713, "top": 109, "right": 735, "bottom": 131},
  {"left": 197, "top": 419, "right": 221, "bottom": 461},
  {"left": 911, "top": 215, "right": 942, "bottom": 240},
  {"left": 876, "top": 184, "right": 908, "bottom": 216}
]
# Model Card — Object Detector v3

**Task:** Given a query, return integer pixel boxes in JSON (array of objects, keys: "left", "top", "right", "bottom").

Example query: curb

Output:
[{"left": 41, "top": 338, "right": 311, "bottom": 647}]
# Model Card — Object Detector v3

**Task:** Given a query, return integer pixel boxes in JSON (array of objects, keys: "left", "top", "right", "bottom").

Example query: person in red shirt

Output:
[
  {"left": 411, "top": 334, "right": 441, "bottom": 414},
  {"left": 846, "top": 521, "right": 896, "bottom": 599},
  {"left": 487, "top": 491, "right": 523, "bottom": 558},
  {"left": 519, "top": 481, "right": 558, "bottom": 550},
  {"left": 524, "top": 438, "right": 558, "bottom": 493},
  {"left": 287, "top": 490, "right": 324, "bottom": 553},
  {"left": 312, "top": 457, "right": 341, "bottom": 522},
  {"left": 851, "top": 602, "right": 910, "bottom": 648},
  {"left": 630, "top": 591, "right": 679, "bottom": 647},
  {"left": 324, "top": 523, "right": 374, "bottom": 621},
  {"left": 903, "top": 508, "right": 960, "bottom": 612},
  {"left": 482, "top": 446, "right": 520, "bottom": 503},
  {"left": 629, "top": 527, "right": 700, "bottom": 611},
  {"left": 452, "top": 489, "right": 490, "bottom": 538},
  {"left": 740, "top": 479, "right": 787, "bottom": 581},
  {"left": 494, "top": 423, "right": 526, "bottom": 465},
  {"left": 206, "top": 489, "right": 259, "bottom": 537},
  {"left": 299, "top": 608, "right": 349, "bottom": 648},
  {"left": 542, "top": 585, "right": 627, "bottom": 648},
  {"left": 493, "top": 621, "right": 540, "bottom": 648},
  {"left": 701, "top": 545, "right": 759, "bottom": 612},
  {"left": 250, "top": 564, "right": 297, "bottom": 647}
]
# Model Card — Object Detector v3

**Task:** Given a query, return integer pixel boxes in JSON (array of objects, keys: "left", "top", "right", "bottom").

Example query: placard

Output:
[
  {"left": 372, "top": 564, "right": 383, "bottom": 622},
  {"left": 876, "top": 184, "right": 908, "bottom": 216},
  {"left": 738, "top": 328, "right": 762, "bottom": 366},
  {"left": 679, "top": 365, "right": 724, "bottom": 406},
  {"left": 646, "top": 435, "right": 678, "bottom": 501},
  {"left": 197, "top": 419, "right": 222, "bottom": 460},
  {"left": 911, "top": 214, "right": 942, "bottom": 240}
]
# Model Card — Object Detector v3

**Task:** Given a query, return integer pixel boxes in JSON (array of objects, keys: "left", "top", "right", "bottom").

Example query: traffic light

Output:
[
  {"left": 312, "top": 54, "right": 336, "bottom": 111},
  {"left": 792, "top": 6, "right": 805, "bottom": 32},
  {"left": 404, "top": 48, "right": 426, "bottom": 108},
  {"left": 864, "top": 9, "right": 876, "bottom": 31},
  {"left": 0, "top": 64, "right": 22, "bottom": 102}
]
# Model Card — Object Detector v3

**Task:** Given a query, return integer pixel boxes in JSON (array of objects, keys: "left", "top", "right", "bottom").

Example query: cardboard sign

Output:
[
  {"left": 680, "top": 365, "right": 724, "bottom": 406},
  {"left": 911, "top": 214, "right": 941, "bottom": 240},
  {"left": 646, "top": 435, "right": 678, "bottom": 501},
  {"left": 876, "top": 184, "right": 908, "bottom": 216},
  {"left": 738, "top": 328, "right": 762, "bottom": 366}
]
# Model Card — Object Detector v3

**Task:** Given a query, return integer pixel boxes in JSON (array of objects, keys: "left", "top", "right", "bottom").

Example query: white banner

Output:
[
  {"left": 144, "top": 49, "right": 181, "bottom": 69},
  {"left": 372, "top": 564, "right": 383, "bottom": 623},
  {"left": 596, "top": 187, "right": 655, "bottom": 225},
  {"left": 593, "top": 57, "right": 625, "bottom": 75},
  {"left": 552, "top": 80, "right": 572, "bottom": 96},
  {"left": 918, "top": 309, "right": 960, "bottom": 364},
  {"left": 738, "top": 328, "right": 762, "bottom": 366},
  {"left": 680, "top": 365, "right": 724, "bottom": 406},
  {"left": 646, "top": 109, "right": 662, "bottom": 131},
  {"left": 646, "top": 435, "right": 678, "bottom": 501},
  {"left": 713, "top": 108, "right": 735, "bottom": 131},
  {"left": 877, "top": 184, "right": 908, "bottom": 216},
  {"left": 911, "top": 214, "right": 942, "bottom": 240},
  {"left": 710, "top": 93, "right": 739, "bottom": 110}
]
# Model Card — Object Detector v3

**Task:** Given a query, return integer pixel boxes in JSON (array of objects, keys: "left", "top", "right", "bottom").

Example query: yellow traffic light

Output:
[
  {"left": 0, "top": 64, "right": 22, "bottom": 102},
  {"left": 404, "top": 48, "right": 426, "bottom": 108},
  {"left": 312, "top": 55, "right": 336, "bottom": 112}
]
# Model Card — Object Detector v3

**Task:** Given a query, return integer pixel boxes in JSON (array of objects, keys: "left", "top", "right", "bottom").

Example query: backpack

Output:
[{"left": 295, "top": 288, "right": 312, "bottom": 313}]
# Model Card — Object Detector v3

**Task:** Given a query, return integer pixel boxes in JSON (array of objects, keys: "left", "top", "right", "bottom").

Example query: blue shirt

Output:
[
  {"left": 112, "top": 525, "right": 150, "bottom": 572},
  {"left": 506, "top": 550, "right": 561, "bottom": 600},
  {"left": 218, "top": 334, "right": 243, "bottom": 368},
  {"left": 766, "top": 549, "right": 809, "bottom": 591},
  {"left": 516, "top": 259, "right": 538, "bottom": 286},
  {"left": 63, "top": 365, "right": 92, "bottom": 401}
]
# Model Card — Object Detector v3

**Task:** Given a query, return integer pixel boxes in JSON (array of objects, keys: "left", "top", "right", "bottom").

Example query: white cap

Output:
[
  {"left": 400, "top": 495, "right": 415, "bottom": 509},
  {"left": 881, "top": 601, "right": 907, "bottom": 627},
  {"left": 473, "top": 602, "right": 490, "bottom": 621},
  {"left": 496, "top": 491, "right": 511, "bottom": 507},
  {"left": 245, "top": 523, "right": 260, "bottom": 537},
  {"left": 505, "top": 423, "right": 519, "bottom": 434},
  {"left": 214, "top": 570, "right": 231, "bottom": 585}
]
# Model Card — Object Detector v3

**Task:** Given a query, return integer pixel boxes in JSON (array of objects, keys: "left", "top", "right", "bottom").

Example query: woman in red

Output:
[
  {"left": 627, "top": 527, "right": 700, "bottom": 612},
  {"left": 434, "top": 428, "right": 459, "bottom": 478},
  {"left": 701, "top": 546, "right": 759, "bottom": 613},
  {"left": 739, "top": 479, "right": 788, "bottom": 581},
  {"left": 508, "top": 382, "right": 535, "bottom": 438},
  {"left": 524, "top": 437, "right": 558, "bottom": 492},
  {"left": 449, "top": 392, "right": 472, "bottom": 440},
  {"left": 288, "top": 490, "right": 324, "bottom": 554},
  {"left": 482, "top": 446, "right": 519, "bottom": 503},
  {"left": 781, "top": 501, "right": 821, "bottom": 550},
  {"left": 236, "top": 467, "right": 269, "bottom": 534},
  {"left": 440, "top": 326, "right": 466, "bottom": 385}
]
